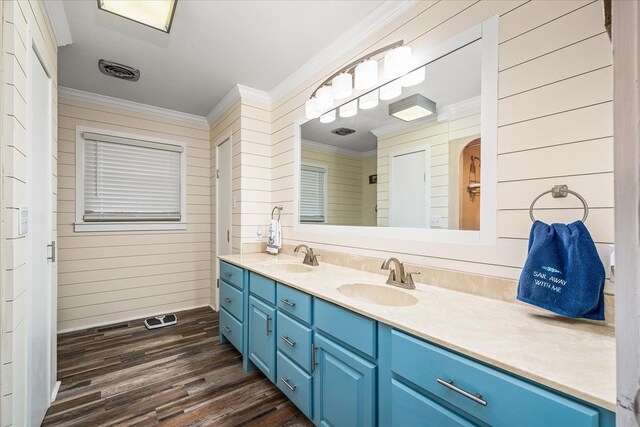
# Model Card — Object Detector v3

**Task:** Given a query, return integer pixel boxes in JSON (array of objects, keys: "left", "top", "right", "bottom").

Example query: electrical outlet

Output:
[
  {"left": 255, "top": 225, "right": 263, "bottom": 241},
  {"left": 430, "top": 216, "right": 442, "bottom": 228},
  {"left": 232, "top": 196, "right": 237, "bottom": 209},
  {"left": 18, "top": 207, "right": 28, "bottom": 236}
]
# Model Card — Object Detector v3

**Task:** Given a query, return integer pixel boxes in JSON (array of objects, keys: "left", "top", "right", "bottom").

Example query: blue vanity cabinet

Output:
[
  {"left": 313, "top": 299, "right": 377, "bottom": 427},
  {"left": 248, "top": 295, "right": 277, "bottom": 382},
  {"left": 378, "top": 325, "right": 614, "bottom": 427},
  {"left": 219, "top": 261, "right": 246, "bottom": 356},
  {"left": 313, "top": 333, "right": 376, "bottom": 427}
]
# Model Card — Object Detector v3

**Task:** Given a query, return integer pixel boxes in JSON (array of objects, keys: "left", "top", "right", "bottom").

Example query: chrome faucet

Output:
[
  {"left": 381, "top": 257, "right": 419, "bottom": 289},
  {"left": 294, "top": 244, "right": 320, "bottom": 266}
]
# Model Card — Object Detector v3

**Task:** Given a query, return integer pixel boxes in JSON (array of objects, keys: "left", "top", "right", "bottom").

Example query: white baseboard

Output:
[
  {"left": 51, "top": 380, "right": 61, "bottom": 402},
  {"left": 57, "top": 304, "right": 214, "bottom": 334}
]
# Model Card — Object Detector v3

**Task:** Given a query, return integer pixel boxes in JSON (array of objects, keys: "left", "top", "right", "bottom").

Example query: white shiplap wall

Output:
[
  {"left": 268, "top": 0, "right": 613, "bottom": 281},
  {"left": 56, "top": 98, "right": 211, "bottom": 332},
  {"left": 1, "top": 1, "right": 58, "bottom": 425}
]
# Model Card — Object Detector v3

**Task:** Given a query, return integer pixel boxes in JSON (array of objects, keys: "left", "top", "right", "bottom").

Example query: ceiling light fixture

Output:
[
  {"left": 339, "top": 100, "right": 358, "bottom": 118},
  {"left": 305, "top": 40, "right": 416, "bottom": 120},
  {"left": 97, "top": 0, "right": 178, "bottom": 33},
  {"left": 359, "top": 89, "right": 379, "bottom": 110},
  {"left": 389, "top": 94, "right": 436, "bottom": 122},
  {"left": 320, "top": 110, "right": 336, "bottom": 124}
]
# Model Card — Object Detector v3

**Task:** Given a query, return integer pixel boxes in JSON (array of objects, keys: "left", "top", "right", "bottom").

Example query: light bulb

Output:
[
  {"left": 355, "top": 59, "right": 378, "bottom": 90},
  {"left": 384, "top": 46, "right": 412, "bottom": 79},
  {"left": 379, "top": 81, "right": 402, "bottom": 101},
  {"left": 305, "top": 97, "right": 321, "bottom": 119},
  {"left": 332, "top": 73, "right": 353, "bottom": 100},
  {"left": 359, "top": 90, "right": 379, "bottom": 110},
  {"left": 320, "top": 110, "right": 336, "bottom": 123},
  {"left": 316, "top": 86, "right": 333, "bottom": 110},
  {"left": 401, "top": 66, "right": 425, "bottom": 87},
  {"left": 339, "top": 99, "right": 358, "bottom": 118}
]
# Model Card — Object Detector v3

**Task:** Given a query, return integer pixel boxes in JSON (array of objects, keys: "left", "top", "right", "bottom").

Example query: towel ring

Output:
[
  {"left": 529, "top": 185, "right": 589, "bottom": 223},
  {"left": 271, "top": 205, "right": 283, "bottom": 221}
]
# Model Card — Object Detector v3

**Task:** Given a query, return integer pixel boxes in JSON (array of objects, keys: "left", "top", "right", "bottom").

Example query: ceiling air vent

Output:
[
  {"left": 98, "top": 59, "right": 140, "bottom": 82},
  {"left": 331, "top": 127, "right": 356, "bottom": 136}
]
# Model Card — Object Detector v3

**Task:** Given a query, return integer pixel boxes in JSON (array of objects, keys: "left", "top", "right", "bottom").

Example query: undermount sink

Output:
[
  {"left": 337, "top": 283, "right": 418, "bottom": 307},
  {"left": 260, "top": 261, "right": 313, "bottom": 273}
]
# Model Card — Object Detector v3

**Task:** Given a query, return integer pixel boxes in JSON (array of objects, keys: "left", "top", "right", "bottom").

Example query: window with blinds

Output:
[
  {"left": 81, "top": 132, "right": 183, "bottom": 222},
  {"left": 300, "top": 164, "right": 326, "bottom": 223}
]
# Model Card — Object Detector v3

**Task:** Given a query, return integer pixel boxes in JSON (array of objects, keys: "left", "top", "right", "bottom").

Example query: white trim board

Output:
[
  {"left": 57, "top": 304, "right": 214, "bottom": 334},
  {"left": 59, "top": 86, "right": 209, "bottom": 125},
  {"left": 44, "top": 0, "right": 72, "bottom": 46}
]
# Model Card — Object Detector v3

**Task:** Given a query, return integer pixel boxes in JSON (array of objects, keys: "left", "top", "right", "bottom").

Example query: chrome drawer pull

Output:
[
  {"left": 281, "top": 377, "right": 296, "bottom": 391},
  {"left": 312, "top": 344, "right": 318, "bottom": 371},
  {"left": 280, "top": 299, "right": 296, "bottom": 308},
  {"left": 436, "top": 378, "right": 487, "bottom": 406},
  {"left": 280, "top": 335, "right": 296, "bottom": 347},
  {"left": 223, "top": 297, "right": 232, "bottom": 304},
  {"left": 266, "top": 315, "right": 271, "bottom": 336},
  {"left": 223, "top": 326, "right": 232, "bottom": 333}
]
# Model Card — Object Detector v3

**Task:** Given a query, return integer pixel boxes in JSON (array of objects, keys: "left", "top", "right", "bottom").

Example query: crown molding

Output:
[
  {"left": 44, "top": 0, "right": 72, "bottom": 46},
  {"left": 206, "top": 84, "right": 270, "bottom": 124},
  {"left": 59, "top": 86, "right": 209, "bottom": 125},
  {"left": 268, "top": 0, "right": 417, "bottom": 104}
]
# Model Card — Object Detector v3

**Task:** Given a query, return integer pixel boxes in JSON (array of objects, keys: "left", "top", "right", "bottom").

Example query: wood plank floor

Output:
[{"left": 43, "top": 307, "right": 313, "bottom": 427}]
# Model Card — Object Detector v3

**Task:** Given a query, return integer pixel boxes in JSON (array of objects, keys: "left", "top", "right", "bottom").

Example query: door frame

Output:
[
  {"left": 215, "top": 131, "right": 233, "bottom": 310},
  {"left": 388, "top": 145, "right": 430, "bottom": 228},
  {"left": 613, "top": 0, "right": 640, "bottom": 424},
  {"left": 26, "top": 39, "right": 55, "bottom": 425}
]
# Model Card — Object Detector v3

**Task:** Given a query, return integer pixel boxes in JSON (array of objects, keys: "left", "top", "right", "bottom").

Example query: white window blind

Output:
[
  {"left": 300, "top": 164, "right": 326, "bottom": 223},
  {"left": 82, "top": 132, "right": 183, "bottom": 222}
]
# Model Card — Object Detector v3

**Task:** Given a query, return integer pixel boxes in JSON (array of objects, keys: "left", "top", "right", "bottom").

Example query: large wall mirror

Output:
[{"left": 295, "top": 18, "right": 498, "bottom": 244}]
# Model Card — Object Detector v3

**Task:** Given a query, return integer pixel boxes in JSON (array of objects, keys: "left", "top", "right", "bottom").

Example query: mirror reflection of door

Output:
[
  {"left": 389, "top": 148, "right": 430, "bottom": 228},
  {"left": 459, "top": 138, "right": 481, "bottom": 230}
]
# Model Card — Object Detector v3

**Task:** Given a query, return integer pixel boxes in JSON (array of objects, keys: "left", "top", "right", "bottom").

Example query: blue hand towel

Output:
[{"left": 517, "top": 220, "right": 605, "bottom": 320}]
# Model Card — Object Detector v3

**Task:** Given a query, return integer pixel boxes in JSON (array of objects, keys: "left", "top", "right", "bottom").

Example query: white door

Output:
[
  {"left": 27, "top": 47, "right": 53, "bottom": 426},
  {"left": 389, "top": 148, "right": 430, "bottom": 228},
  {"left": 216, "top": 137, "right": 232, "bottom": 306}
]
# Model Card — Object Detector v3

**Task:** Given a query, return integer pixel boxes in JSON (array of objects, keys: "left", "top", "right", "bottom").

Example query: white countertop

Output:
[{"left": 218, "top": 252, "right": 616, "bottom": 411}]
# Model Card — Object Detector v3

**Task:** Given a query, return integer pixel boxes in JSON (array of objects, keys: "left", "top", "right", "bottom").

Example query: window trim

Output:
[
  {"left": 299, "top": 162, "right": 328, "bottom": 224},
  {"left": 74, "top": 126, "right": 187, "bottom": 232}
]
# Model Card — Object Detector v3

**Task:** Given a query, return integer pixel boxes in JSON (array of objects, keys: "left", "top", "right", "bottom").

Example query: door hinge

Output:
[
  {"left": 216, "top": 278, "right": 220, "bottom": 288},
  {"left": 227, "top": 230, "right": 230, "bottom": 242},
  {"left": 216, "top": 169, "right": 220, "bottom": 179}
]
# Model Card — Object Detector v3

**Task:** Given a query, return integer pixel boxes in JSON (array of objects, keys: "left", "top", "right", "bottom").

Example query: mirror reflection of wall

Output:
[{"left": 300, "top": 39, "right": 482, "bottom": 230}]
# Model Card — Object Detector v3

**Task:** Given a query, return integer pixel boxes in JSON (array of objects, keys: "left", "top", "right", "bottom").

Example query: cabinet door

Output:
[
  {"left": 314, "top": 334, "right": 375, "bottom": 427},
  {"left": 248, "top": 296, "right": 276, "bottom": 382}
]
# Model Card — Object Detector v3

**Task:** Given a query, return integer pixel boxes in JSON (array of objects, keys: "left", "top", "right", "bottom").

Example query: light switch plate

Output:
[{"left": 18, "top": 207, "right": 28, "bottom": 236}]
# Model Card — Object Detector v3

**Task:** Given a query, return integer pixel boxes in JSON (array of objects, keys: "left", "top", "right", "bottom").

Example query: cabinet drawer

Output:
[
  {"left": 220, "top": 280, "right": 243, "bottom": 321},
  {"left": 220, "top": 261, "right": 244, "bottom": 290},
  {"left": 220, "top": 308, "right": 243, "bottom": 354},
  {"left": 314, "top": 299, "right": 377, "bottom": 358},
  {"left": 277, "top": 352, "right": 313, "bottom": 420},
  {"left": 277, "top": 311, "right": 313, "bottom": 372},
  {"left": 391, "top": 330, "right": 599, "bottom": 427},
  {"left": 250, "top": 272, "right": 276, "bottom": 305},
  {"left": 391, "top": 379, "right": 475, "bottom": 427},
  {"left": 277, "top": 283, "right": 312, "bottom": 325}
]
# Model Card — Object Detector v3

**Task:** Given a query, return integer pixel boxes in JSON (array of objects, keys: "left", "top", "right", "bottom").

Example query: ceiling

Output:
[
  {"left": 301, "top": 39, "right": 482, "bottom": 153},
  {"left": 58, "top": 0, "right": 386, "bottom": 116}
]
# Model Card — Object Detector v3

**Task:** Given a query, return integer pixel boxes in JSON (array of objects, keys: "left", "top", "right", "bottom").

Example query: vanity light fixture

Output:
[
  {"left": 401, "top": 66, "right": 426, "bottom": 87},
  {"left": 389, "top": 94, "right": 436, "bottom": 122},
  {"left": 332, "top": 73, "right": 353, "bottom": 100},
  {"left": 359, "top": 89, "right": 379, "bottom": 110},
  {"left": 98, "top": 0, "right": 177, "bottom": 33},
  {"left": 320, "top": 110, "right": 336, "bottom": 124},
  {"left": 379, "top": 80, "right": 402, "bottom": 101},
  {"left": 305, "top": 40, "right": 411, "bottom": 120},
  {"left": 339, "top": 100, "right": 358, "bottom": 118}
]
